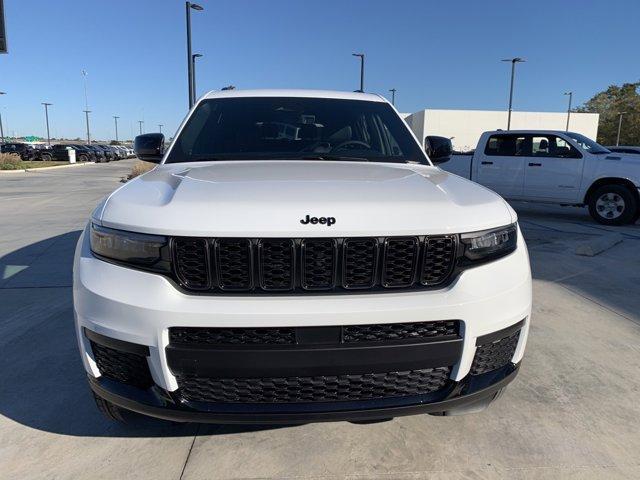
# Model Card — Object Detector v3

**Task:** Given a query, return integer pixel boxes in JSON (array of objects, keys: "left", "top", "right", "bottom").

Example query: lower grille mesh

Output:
[
  {"left": 471, "top": 330, "right": 520, "bottom": 375},
  {"left": 178, "top": 367, "right": 451, "bottom": 403},
  {"left": 90, "top": 341, "right": 153, "bottom": 389}
]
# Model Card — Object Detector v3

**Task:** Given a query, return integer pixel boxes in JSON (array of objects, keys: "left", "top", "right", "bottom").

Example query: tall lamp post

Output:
[
  {"left": 158, "top": 124, "right": 163, "bottom": 133},
  {"left": 113, "top": 115, "right": 120, "bottom": 143},
  {"left": 82, "top": 70, "right": 91, "bottom": 144},
  {"left": 192, "top": 53, "right": 203, "bottom": 102},
  {"left": 352, "top": 53, "right": 365, "bottom": 92},
  {"left": 138, "top": 120, "right": 144, "bottom": 135},
  {"left": 564, "top": 92, "right": 572, "bottom": 131},
  {"left": 0, "top": 91, "right": 6, "bottom": 144},
  {"left": 616, "top": 112, "right": 626, "bottom": 146},
  {"left": 41, "top": 102, "right": 52, "bottom": 147},
  {"left": 186, "top": 2, "right": 204, "bottom": 109},
  {"left": 389, "top": 88, "right": 396, "bottom": 106},
  {"left": 501, "top": 57, "right": 525, "bottom": 130}
]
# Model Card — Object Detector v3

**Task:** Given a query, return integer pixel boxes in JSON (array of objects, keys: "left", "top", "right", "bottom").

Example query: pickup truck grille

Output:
[{"left": 171, "top": 235, "right": 457, "bottom": 294}]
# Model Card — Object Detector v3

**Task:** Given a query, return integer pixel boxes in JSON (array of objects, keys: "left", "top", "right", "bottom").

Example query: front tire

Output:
[
  {"left": 92, "top": 391, "right": 126, "bottom": 422},
  {"left": 588, "top": 185, "right": 637, "bottom": 225}
]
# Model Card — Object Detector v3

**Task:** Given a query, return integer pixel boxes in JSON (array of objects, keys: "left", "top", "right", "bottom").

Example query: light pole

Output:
[
  {"left": 389, "top": 88, "right": 396, "bottom": 106},
  {"left": 0, "top": 91, "right": 5, "bottom": 144},
  {"left": 158, "top": 124, "right": 163, "bottom": 133},
  {"left": 501, "top": 57, "right": 525, "bottom": 130},
  {"left": 192, "top": 53, "right": 203, "bottom": 101},
  {"left": 352, "top": 53, "right": 365, "bottom": 92},
  {"left": 616, "top": 112, "right": 626, "bottom": 146},
  {"left": 186, "top": 2, "right": 204, "bottom": 109},
  {"left": 113, "top": 116, "right": 120, "bottom": 143},
  {"left": 138, "top": 120, "right": 144, "bottom": 135},
  {"left": 81, "top": 70, "right": 91, "bottom": 144},
  {"left": 41, "top": 102, "right": 52, "bottom": 147},
  {"left": 564, "top": 92, "right": 572, "bottom": 131},
  {"left": 83, "top": 110, "right": 91, "bottom": 145}
]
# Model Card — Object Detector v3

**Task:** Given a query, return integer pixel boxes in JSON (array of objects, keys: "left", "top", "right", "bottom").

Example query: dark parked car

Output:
[
  {"left": 1, "top": 142, "right": 36, "bottom": 160},
  {"left": 50, "top": 144, "right": 96, "bottom": 162},
  {"left": 86, "top": 145, "right": 107, "bottom": 162},
  {"left": 94, "top": 145, "right": 117, "bottom": 161}
]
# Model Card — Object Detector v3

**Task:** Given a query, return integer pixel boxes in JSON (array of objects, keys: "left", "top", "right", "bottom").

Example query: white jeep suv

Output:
[{"left": 74, "top": 89, "right": 532, "bottom": 423}]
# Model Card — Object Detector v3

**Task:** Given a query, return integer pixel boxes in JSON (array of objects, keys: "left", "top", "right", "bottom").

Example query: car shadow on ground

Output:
[{"left": 0, "top": 231, "right": 288, "bottom": 437}]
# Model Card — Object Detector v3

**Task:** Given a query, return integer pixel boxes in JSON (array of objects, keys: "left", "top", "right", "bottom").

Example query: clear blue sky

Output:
[{"left": 0, "top": 0, "right": 638, "bottom": 141}]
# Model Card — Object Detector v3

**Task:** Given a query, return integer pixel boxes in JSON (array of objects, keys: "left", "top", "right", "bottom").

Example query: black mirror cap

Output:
[
  {"left": 425, "top": 136, "right": 453, "bottom": 164},
  {"left": 134, "top": 133, "right": 165, "bottom": 163}
]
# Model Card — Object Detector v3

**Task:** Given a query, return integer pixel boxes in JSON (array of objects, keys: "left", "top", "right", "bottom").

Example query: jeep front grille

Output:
[{"left": 171, "top": 236, "right": 457, "bottom": 294}]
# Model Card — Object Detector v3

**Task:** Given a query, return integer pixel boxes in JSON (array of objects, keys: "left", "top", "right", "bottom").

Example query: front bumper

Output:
[{"left": 74, "top": 224, "right": 532, "bottom": 421}]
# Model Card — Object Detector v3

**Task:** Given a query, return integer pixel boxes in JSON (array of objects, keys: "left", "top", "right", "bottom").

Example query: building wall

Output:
[{"left": 403, "top": 109, "right": 600, "bottom": 152}]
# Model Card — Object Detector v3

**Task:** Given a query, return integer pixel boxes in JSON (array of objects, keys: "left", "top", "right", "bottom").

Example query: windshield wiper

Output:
[{"left": 299, "top": 155, "right": 369, "bottom": 162}]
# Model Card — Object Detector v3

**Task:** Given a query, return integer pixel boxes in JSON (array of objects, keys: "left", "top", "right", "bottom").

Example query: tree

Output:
[{"left": 575, "top": 81, "right": 640, "bottom": 145}]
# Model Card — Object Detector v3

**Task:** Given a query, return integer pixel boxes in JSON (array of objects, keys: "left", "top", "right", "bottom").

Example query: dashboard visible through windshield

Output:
[{"left": 165, "top": 97, "right": 429, "bottom": 164}]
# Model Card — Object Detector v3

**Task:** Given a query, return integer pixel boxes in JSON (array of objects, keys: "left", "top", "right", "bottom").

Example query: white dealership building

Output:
[{"left": 402, "top": 109, "right": 600, "bottom": 152}]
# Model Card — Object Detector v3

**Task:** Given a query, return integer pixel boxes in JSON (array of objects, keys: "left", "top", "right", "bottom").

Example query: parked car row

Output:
[{"left": 0, "top": 142, "right": 134, "bottom": 162}]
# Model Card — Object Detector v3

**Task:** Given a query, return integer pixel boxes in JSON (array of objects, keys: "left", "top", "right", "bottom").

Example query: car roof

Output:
[{"left": 201, "top": 88, "right": 385, "bottom": 103}]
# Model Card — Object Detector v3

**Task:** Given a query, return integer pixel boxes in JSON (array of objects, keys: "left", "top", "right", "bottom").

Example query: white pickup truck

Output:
[{"left": 441, "top": 130, "right": 640, "bottom": 225}]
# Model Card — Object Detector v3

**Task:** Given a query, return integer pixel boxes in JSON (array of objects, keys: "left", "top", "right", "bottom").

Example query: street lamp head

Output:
[
  {"left": 501, "top": 57, "right": 525, "bottom": 63},
  {"left": 352, "top": 53, "right": 364, "bottom": 58},
  {"left": 193, "top": 53, "right": 203, "bottom": 59},
  {"left": 42, "top": 102, "right": 53, "bottom": 106},
  {"left": 190, "top": 3, "right": 204, "bottom": 10},
  {"left": 0, "top": 91, "right": 6, "bottom": 95},
  {"left": 564, "top": 91, "right": 572, "bottom": 96}
]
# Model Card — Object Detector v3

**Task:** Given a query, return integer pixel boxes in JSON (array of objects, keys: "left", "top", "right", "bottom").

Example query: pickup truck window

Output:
[
  {"left": 166, "top": 97, "right": 429, "bottom": 164},
  {"left": 531, "top": 135, "right": 581, "bottom": 158},
  {"left": 484, "top": 134, "right": 527, "bottom": 156},
  {"left": 566, "top": 132, "right": 610, "bottom": 154}
]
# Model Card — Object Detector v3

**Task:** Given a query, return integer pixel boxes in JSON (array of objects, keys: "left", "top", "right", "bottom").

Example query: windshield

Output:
[
  {"left": 166, "top": 97, "right": 428, "bottom": 164},
  {"left": 566, "top": 132, "right": 610, "bottom": 154}
]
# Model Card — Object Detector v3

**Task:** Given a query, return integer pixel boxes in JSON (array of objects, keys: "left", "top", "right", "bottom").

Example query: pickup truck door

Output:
[
  {"left": 522, "top": 134, "right": 585, "bottom": 201},
  {"left": 474, "top": 133, "right": 526, "bottom": 198}
]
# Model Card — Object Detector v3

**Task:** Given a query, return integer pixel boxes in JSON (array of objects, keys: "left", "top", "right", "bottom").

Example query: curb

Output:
[{"left": 0, "top": 162, "right": 95, "bottom": 174}]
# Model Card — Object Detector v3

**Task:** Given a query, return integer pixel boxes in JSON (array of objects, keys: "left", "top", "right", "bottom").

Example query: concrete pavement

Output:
[{"left": 1, "top": 161, "right": 639, "bottom": 479}]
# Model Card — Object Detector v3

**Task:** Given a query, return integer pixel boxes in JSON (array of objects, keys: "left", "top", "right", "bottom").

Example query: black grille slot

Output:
[
  {"left": 301, "top": 239, "right": 337, "bottom": 290},
  {"left": 178, "top": 367, "right": 451, "bottom": 403},
  {"left": 215, "top": 239, "right": 252, "bottom": 290},
  {"left": 382, "top": 237, "right": 419, "bottom": 287},
  {"left": 173, "top": 238, "right": 210, "bottom": 290},
  {"left": 259, "top": 239, "right": 295, "bottom": 291},
  {"left": 343, "top": 238, "right": 378, "bottom": 289},
  {"left": 90, "top": 341, "right": 153, "bottom": 389},
  {"left": 421, "top": 236, "right": 456, "bottom": 286},
  {"left": 169, "top": 327, "right": 296, "bottom": 345},
  {"left": 343, "top": 320, "right": 459, "bottom": 343},
  {"left": 471, "top": 330, "right": 520, "bottom": 375}
]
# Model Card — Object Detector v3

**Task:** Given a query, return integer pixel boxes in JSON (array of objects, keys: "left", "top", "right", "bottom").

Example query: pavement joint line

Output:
[{"left": 178, "top": 423, "right": 201, "bottom": 480}]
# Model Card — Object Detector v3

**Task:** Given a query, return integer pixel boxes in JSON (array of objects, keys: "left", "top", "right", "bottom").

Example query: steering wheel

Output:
[{"left": 331, "top": 140, "right": 371, "bottom": 151}]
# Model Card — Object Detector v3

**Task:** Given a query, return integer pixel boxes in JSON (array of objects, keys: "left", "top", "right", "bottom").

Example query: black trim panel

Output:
[
  {"left": 165, "top": 338, "right": 463, "bottom": 378},
  {"left": 475, "top": 319, "right": 525, "bottom": 346},
  {"left": 83, "top": 328, "right": 150, "bottom": 356}
]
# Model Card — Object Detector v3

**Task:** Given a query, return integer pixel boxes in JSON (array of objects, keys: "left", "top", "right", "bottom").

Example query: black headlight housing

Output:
[
  {"left": 89, "top": 223, "right": 171, "bottom": 273},
  {"left": 459, "top": 223, "right": 518, "bottom": 264}
]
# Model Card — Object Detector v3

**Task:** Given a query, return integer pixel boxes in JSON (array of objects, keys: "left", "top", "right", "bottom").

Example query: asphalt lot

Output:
[{"left": 1, "top": 160, "right": 640, "bottom": 479}]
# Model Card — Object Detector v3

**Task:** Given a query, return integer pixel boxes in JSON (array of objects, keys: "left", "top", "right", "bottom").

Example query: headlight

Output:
[
  {"left": 90, "top": 223, "right": 170, "bottom": 271},
  {"left": 460, "top": 223, "right": 517, "bottom": 262}
]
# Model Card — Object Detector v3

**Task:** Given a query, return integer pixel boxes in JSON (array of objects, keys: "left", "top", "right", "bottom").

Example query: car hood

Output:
[{"left": 96, "top": 161, "right": 514, "bottom": 236}]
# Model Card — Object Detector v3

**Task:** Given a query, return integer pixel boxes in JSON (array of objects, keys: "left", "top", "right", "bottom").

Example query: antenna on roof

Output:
[{"left": 221, "top": 85, "right": 236, "bottom": 91}]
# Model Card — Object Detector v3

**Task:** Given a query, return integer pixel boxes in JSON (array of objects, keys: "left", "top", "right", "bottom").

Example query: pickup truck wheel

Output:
[
  {"left": 588, "top": 185, "right": 637, "bottom": 225},
  {"left": 92, "top": 391, "right": 126, "bottom": 422}
]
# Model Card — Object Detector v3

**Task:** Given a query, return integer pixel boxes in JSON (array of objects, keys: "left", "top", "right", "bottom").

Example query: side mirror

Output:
[
  {"left": 425, "top": 136, "right": 453, "bottom": 164},
  {"left": 134, "top": 133, "right": 165, "bottom": 163}
]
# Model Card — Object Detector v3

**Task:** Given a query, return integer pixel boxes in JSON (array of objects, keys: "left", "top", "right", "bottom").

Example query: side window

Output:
[
  {"left": 532, "top": 135, "right": 580, "bottom": 158},
  {"left": 484, "top": 135, "right": 529, "bottom": 156}
]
